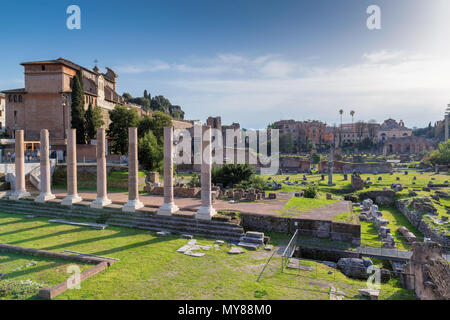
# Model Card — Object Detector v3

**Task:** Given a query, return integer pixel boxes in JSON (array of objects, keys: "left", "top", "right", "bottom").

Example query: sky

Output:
[{"left": 0, "top": 0, "right": 449, "bottom": 129}]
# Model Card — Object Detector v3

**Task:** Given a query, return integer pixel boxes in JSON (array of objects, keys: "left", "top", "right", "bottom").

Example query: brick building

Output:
[
  {"left": 1, "top": 58, "right": 147, "bottom": 149},
  {"left": 0, "top": 93, "right": 5, "bottom": 132},
  {"left": 272, "top": 119, "right": 333, "bottom": 153}
]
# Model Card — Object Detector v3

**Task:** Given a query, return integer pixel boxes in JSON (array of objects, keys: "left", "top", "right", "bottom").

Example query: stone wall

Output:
[
  {"left": 395, "top": 199, "right": 450, "bottom": 248},
  {"left": 280, "top": 157, "right": 311, "bottom": 172},
  {"left": 318, "top": 161, "right": 392, "bottom": 174},
  {"left": 403, "top": 242, "right": 450, "bottom": 300},
  {"left": 295, "top": 246, "right": 359, "bottom": 262},
  {"left": 240, "top": 213, "right": 360, "bottom": 244},
  {"left": 144, "top": 185, "right": 201, "bottom": 198}
]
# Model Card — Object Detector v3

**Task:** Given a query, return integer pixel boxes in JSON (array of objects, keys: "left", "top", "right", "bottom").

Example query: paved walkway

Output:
[
  {"left": 53, "top": 189, "right": 291, "bottom": 216},
  {"left": 300, "top": 201, "right": 353, "bottom": 221},
  {"left": 51, "top": 189, "right": 352, "bottom": 222}
]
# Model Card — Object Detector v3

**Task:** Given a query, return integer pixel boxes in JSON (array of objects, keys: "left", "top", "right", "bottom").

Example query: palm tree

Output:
[
  {"left": 339, "top": 109, "right": 344, "bottom": 146},
  {"left": 350, "top": 110, "right": 355, "bottom": 144}
]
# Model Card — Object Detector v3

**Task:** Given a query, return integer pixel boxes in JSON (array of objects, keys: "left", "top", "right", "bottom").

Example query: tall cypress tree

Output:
[
  {"left": 85, "top": 103, "right": 105, "bottom": 144},
  {"left": 71, "top": 72, "right": 86, "bottom": 144}
]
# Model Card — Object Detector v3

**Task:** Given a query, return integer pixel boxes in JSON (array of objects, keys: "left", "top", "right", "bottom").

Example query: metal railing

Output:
[{"left": 281, "top": 229, "right": 299, "bottom": 271}]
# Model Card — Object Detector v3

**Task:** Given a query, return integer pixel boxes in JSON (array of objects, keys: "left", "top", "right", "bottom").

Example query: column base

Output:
[
  {"left": 61, "top": 194, "right": 83, "bottom": 206},
  {"left": 35, "top": 192, "right": 56, "bottom": 203},
  {"left": 123, "top": 199, "right": 144, "bottom": 212},
  {"left": 195, "top": 206, "right": 217, "bottom": 220},
  {"left": 157, "top": 202, "right": 179, "bottom": 216},
  {"left": 90, "top": 197, "right": 112, "bottom": 209},
  {"left": 9, "top": 190, "right": 31, "bottom": 201}
]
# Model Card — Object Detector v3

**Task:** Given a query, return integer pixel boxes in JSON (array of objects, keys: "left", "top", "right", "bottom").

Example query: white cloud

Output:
[{"left": 118, "top": 51, "right": 450, "bottom": 128}]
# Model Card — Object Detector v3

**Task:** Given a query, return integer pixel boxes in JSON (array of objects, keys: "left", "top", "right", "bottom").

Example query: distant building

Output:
[
  {"left": 272, "top": 119, "right": 333, "bottom": 153},
  {"left": 1, "top": 57, "right": 148, "bottom": 149},
  {"left": 0, "top": 93, "right": 5, "bottom": 132},
  {"left": 377, "top": 119, "right": 412, "bottom": 143}
]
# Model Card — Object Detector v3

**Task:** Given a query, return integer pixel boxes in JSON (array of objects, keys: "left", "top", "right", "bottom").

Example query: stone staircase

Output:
[
  {"left": 25, "top": 175, "right": 39, "bottom": 194},
  {"left": 0, "top": 198, "right": 245, "bottom": 242}
]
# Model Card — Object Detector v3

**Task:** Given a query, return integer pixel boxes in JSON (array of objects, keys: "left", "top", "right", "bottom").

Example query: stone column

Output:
[
  {"left": 62, "top": 129, "right": 82, "bottom": 206},
  {"left": 445, "top": 113, "right": 449, "bottom": 142},
  {"left": 196, "top": 126, "right": 216, "bottom": 220},
  {"left": 327, "top": 147, "right": 335, "bottom": 187},
  {"left": 36, "top": 129, "right": 55, "bottom": 203},
  {"left": 123, "top": 127, "right": 144, "bottom": 212},
  {"left": 91, "top": 128, "right": 111, "bottom": 208},
  {"left": 157, "top": 126, "right": 179, "bottom": 216},
  {"left": 10, "top": 130, "right": 30, "bottom": 200}
]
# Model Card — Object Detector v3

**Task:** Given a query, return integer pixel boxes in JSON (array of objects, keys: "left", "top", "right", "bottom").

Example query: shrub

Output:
[
  {"left": 212, "top": 164, "right": 255, "bottom": 187},
  {"left": 304, "top": 185, "right": 318, "bottom": 198},
  {"left": 235, "top": 175, "right": 268, "bottom": 191}
]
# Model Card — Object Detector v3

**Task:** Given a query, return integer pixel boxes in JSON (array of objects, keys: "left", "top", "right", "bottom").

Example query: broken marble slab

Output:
[
  {"left": 358, "top": 289, "right": 379, "bottom": 300},
  {"left": 228, "top": 247, "right": 245, "bottom": 254}
]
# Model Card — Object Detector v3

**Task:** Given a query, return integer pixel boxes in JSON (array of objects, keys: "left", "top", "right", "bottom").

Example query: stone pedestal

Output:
[
  {"left": 157, "top": 126, "right": 179, "bottom": 216},
  {"left": 62, "top": 129, "right": 82, "bottom": 206},
  {"left": 10, "top": 130, "right": 30, "bottom": 200},
  {"left": 36, "top": 129, "right": 56, "bottom": 203},
  {"left": 123, "top": 127, "right": 144, "bottom": 212},
  {"left": 91, "top": 128, "right": 112, "bottom": 209},
  {"left": 196, "top": 126, "right": 216, "bottom": 220}
]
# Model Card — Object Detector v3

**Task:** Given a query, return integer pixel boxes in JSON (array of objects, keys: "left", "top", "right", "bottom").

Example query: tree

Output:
[
  {"left": 339, "top": 109, "right": 344, "bottom": 147},
  {"left": 85, "top": 103, "right": 105, "bottom": 144},
  {"left": 71, "top": 72, "right": 86, "bottom": 144},
  {"left": 350, "top": 110, "right": 355, "bottom": 144},
  {"left": 138, "top": 131, "right": 163, "bottom": 172},
  {"left": 107, "top": 105, "right": 139, "bottom": 155},
  {"left": 428, "top": 140, "right": 450, "bottom": 165},
  {"left": 151, "top": 95, "right": 171, "bottom": 113},
  {"left": 138, "top": 111, "right": 173, "bottom": 143}
]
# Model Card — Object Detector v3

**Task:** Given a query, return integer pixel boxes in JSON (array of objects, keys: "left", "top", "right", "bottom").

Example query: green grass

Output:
[
  {"left": 278, "top": 197, "right": 337, "bottom": 217},
  {"left": 0, "top": 212, "right": 415, "bottom": 300},
  {"left": 0, "top": 253, "right": 92, "bottom": 300},
  {"left": 333, "top": 211, "right": 358, "bottom": 224}
]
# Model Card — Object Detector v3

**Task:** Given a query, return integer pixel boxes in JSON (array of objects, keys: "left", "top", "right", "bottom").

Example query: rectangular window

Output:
[{"left": 14, "top": 111, "right": 17, "bottom": 123}]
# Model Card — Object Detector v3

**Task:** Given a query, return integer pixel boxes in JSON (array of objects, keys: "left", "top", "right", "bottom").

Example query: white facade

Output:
[{"left": 0, "top": 94, "right": 5, "bottom": 133}]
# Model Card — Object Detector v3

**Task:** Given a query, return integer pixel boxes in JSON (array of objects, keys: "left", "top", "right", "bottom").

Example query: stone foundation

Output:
[{"left": 396, "top": 199, "right": 450, "bottom": 248}]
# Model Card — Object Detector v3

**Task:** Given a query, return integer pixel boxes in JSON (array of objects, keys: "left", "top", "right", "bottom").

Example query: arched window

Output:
[
  {"left": 18, "top": 95, "right": 22, "bottom": 103},
  {"left": 13, "top": 95, "right": 17, "bottom": 102},
  {"left": 8, "top": 95, "right": 12, "bottom": 102}
]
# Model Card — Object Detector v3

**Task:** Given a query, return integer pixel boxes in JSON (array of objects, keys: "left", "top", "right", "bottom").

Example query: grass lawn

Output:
[
  {"left": 0, "top": 253, "right": 92, "bottom": 300},
  {"left": 278, "top": 197, "right": 337, "bottom": 217},
  {"left": 0, "top": 212, "right": 415, "bottom": 300}
]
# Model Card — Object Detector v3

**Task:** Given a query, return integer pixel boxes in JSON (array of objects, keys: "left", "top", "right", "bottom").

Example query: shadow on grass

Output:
[
  {"left": 0, "top": 223, "right": 58, "bottom": 238},
  {"left": 7, "top": 227, "right": 86, "bottom": 246}
]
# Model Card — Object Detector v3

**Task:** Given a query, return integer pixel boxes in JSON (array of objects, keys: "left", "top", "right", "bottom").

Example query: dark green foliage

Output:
[
  {"left": 235, "top": 175, "right": 268, "bottom": 191},
  {"left": 138, "top": 131, "right": 163, "bottom": 172},
  {"left": 312, "top": 153, "right": 321, "bottom": 164},
  {"left": 304, "top": 184, "right": 318, "bottom": 198},
  {"left": 427, "top": 141, "right": 450, "bottom": 165},
  {"left": 138, "top": 111, "right": 173, "bottom": 143},
  {"left": 107, "top": 105, "right": 139, "bottom": 155},
  {"left": 212, "top": 164, "right": 255, "bottom": 187},
  {"left": 85, "top": 103, "right": 105, "bottom": 144},
  {"left": 190, "top": 173, "right": 201, "bottom": 187},
  {"left": 70, "top": 72, "right": 86, "bottom": 144}
]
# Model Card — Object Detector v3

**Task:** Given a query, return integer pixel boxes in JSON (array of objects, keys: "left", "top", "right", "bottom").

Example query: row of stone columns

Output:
[
  {"left": 157, "top": 125, "right": 216, "bottom": 220},
  {"left": 9, "top": 126, "right": 216, "bottom": 220}
]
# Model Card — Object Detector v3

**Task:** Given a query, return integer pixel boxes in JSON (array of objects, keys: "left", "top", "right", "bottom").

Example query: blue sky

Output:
[{"left": 1, "top": 0, "right": 449, "bottom": 129}]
